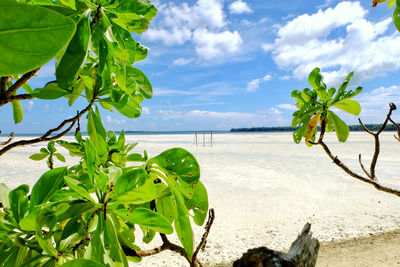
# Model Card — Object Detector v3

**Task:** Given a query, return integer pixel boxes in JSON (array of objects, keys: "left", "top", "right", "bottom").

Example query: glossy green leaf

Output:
[
  {"left": 35, "top": 209, "right": 57, "bottom": 257},
  {"left": 394, "top": 5, "right": 400, "bottom": 31},
  {"left": 56, "top": 10, "right": 90, "bottom": 89},
  {"left": 0, "top": 183, "right": 11, "bottom": 209},
  {"left": 11, "top": 100, "right": 23, "bottom": 124},
  {"left": 113, "top": 168, "right": 147, "bottom": 195},
  {"left": 126, "top": 153, "right": 146, "bottom": 162},
  {"left": 327, "top": 111, "right": 349, "bottom": 142},
  {"left": 31, "top": 82, "right": 69, "bottom": 99},
  {"left": 19, "top": 209, "right": 40, "bottom": 231},
  {"left": 85, "top": 215, "right": 105, "bottom": 264},
  {"left": 29, "top": 153, "right": 48, "bottom": 161},
  {"left": 68, "top": 78, "right": 85, "bottom": 106},
  {"left": 60, "top": 259, "right": 106, "bottom": 267},
  {"left": 388, "top": 0, "right": 396, "bottom": 9},
  {"left": 126, "top": 67, "right": 152, "bottom": 99},
  {"left": 332, "top": 99, "right": 361, "bottom": 115},
  {"left": 64, "top": 176, "right": 95, "bottom": 202},
  {"left": 185, "top": 181, "right": 208, "bottom": 226},
  {"left": 112, "top": 177, "right": 156, "bottom": 205},
  {"left": 114, "top": 208, "right": 173, "bottom": 234},
  {"left": 150, "top": 148, "right": 200, "bottom": 184},
  {"left": 54, "top": 153, "right": 66, "bottom": 162},
  {"left": 30, "top": 167, "right": 67, "bottom": 211},
  {"left": 9, "top": 184, "right": 29, "bottom": 223},
  {"left": 87, "top": 108, "right": 108, "bottom": 164},
  {"left": 171, "top": 189, "right": 193, "bottom": 260},
  {"left": 134, "top": 42, "right": 148, "bottom": 62},
  {"left": 104, "top": 215, "right": 127, "bottom": 265},
  {"left": 0, "top": 1, "right": 75, "bottom": 76}
]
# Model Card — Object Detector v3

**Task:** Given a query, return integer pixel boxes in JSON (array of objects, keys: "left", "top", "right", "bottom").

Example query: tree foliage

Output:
[{"left": 0, "top": 0, "right": 211, "bottom": 266}]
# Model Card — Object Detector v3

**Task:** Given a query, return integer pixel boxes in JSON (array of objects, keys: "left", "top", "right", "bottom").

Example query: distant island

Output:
[{"left": 230, "top": 123, "right": 400, "bottom": 132}]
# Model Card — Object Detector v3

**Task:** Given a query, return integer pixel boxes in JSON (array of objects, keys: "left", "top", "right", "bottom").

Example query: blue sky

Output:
[{"left": 2, "top": 0, "right": 400, "bottom": 133}]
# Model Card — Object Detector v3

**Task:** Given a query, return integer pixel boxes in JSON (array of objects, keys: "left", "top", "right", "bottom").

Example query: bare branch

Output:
[
  {"left": 0, "top": 101, "right": 93, "bottom": 157},
  {"left": 358, "top": 118, "right": 374, "bottom": 135},
  {"left": 388, "top": 116, "right": 400, "bottom": 142},
  {"left": 0, "top": 132, "right": 14, "bottom": 146},
  {"left": 192, "top": 208, "right": 215, "bottom": 266},
  {"left": 358, "top": 154, "right": 373, "bottom": 180},
  {"left": 318, "top": 140, "right": 400, "bottom": 197},
  {"left": 5, "top": 69, "right": 39, "bottom": 98},
  {"left": 0, "top": 94, "right": 34, "bottom": 106},
  {"left": 0, "top": 77, "right": 11, "bottom": 95}
]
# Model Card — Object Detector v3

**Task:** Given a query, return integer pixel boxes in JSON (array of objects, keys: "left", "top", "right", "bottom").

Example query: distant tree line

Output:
[{"left": 230, "top": 123, "right": 400, "bottom": 132}]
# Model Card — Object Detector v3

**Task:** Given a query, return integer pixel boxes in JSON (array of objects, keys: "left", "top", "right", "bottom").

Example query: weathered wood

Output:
[{"left": 233, "top": 223, "right": 319, "bottom": 267}]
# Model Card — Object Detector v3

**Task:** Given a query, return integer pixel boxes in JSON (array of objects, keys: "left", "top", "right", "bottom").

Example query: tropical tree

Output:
[{"left": 0, "top": 1, "right": 213, "bottom": 266}]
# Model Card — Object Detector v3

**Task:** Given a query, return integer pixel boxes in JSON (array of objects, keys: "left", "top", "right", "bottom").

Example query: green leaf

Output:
[
  {"left": 11, "top": 100, "right": 23, "bottom": 124},
  {"left": 150, "top": 148, "right": 200, "bottom": 184},
  {"left": 85, "top": 214, "right": 105, "bottom": 264},
  {"left": 113, "top": 168, "right": 147, "bottom": 195},
  {"left": 68, "top": 78, "right": 85, "bottom": 106},
  {"left": 64, "top": 176, "right": 95, "bottom": 202},
  {"left": 308, "top": 67, "right": 322, "bottom": 90},
  {"left": 114, "top": 208, "right": 173, "bottom": 234},
  {"left": 9, "top": 184, "right": 29, "bottom": 223},
  {"left": 327, "top": 110, "right": 349, "bottom": 142},
  {"left": 60, "top": 259, "right": 106, "bottom": 267},
  {"left": 56, "top": 9, "right": 91, "bottom": 89},
  {"left": 54, "top": 153, "right": 66, "bottom": 162},
  {"left": 394, "top": 5, "right": 400, "bottom": 31},
  {"left": 126, "top": 67, "right": 152, "bottom": 99},
  {"left": 171, "top": 189, "right": 193, "bottom": 260},
  {"left": 134, "top": 42, "right": 148, "bottom": 62},
  {"left": 87, "top": 108, "right": 108, "bottom": 164},
  {"left": 35, "top": 209, "right": 57, "bottom": 257},
  {"left": 0, "top": 183, "right": 11, "bottom": 209},
  {"left": 332, "top": 99, "right": 361, "bottom": 115},
  {"left": 104, "top": 215, "right": 128, "bottom": 265},
  {"left": 29, "top": 153, "right": 49, "bottom": 161},
  {"left": 0, "top": 1, "right": 75, "bottom": 76},
  {"left": 126, "top": 153, "right": 146, "bottom": 162},
  {"left": 112, "top": 177, "right": 156, "bottom": 205},
  {"left": 185, "top": 181, "right": 208, "bottom": 226},
  {"left": 31, "top": 81, "right": 69, "bottom": 99},
  {"left": 19, "top": 209, "right": 40, "bottom": 231},
  {"left": 388, "top": 0, "right": 396, "bottom": 9},
  {"left": 30, "top": 167, "right": 67, "bottom": 211}
]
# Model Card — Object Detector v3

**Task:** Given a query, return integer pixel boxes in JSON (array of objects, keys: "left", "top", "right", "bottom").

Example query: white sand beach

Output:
[{"left": 1, "top": 132, "right": 400, "bottom": 266}]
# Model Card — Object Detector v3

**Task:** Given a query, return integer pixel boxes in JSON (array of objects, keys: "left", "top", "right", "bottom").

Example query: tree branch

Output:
[
  {"left": 0, "top": 77, "right": 11, "bottom": 95},
  {"left": 0, "top": 94, "right": 35, "bottom": 106},
  {"left": 0, "top": 132, "right": 14, "bottom": 146},
  {"left": 0, "top": 101, "right": 94, "bottom": 157},
  {"left": 122, "top": 208, "right": 216, "bottom": 267},
  {"left": 5, "top": 69, "right": 39, "bottom": 98},
  {"left": 318, "top": 140, "right": 400, "bottom": 197},
  {"left": 191, "top": 208, "right": 215, "bottom": 267},
  {"left": 358, "top": 154, "right": 372, "bottom": 180}
]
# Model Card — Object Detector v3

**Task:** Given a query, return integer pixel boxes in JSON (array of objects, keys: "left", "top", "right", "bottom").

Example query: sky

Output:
[{"left": 2, "top": 0, "right": 400, "bottom": 133}]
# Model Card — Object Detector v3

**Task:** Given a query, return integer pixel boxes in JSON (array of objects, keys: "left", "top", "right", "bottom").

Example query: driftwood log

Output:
[{"left": 233, "top": 223, "right": 319, "bottom": 267}]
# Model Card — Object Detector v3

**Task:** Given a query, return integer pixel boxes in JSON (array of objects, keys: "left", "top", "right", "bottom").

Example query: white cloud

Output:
[
  {"left": 193, "top": 29, "right": 243, "bottom": 60},
  {"left": 142, "top": 0, "right": 242, "bottom": 61},
  {"left": 246, "top": 79, "right": 260, "bottom": 92},
  {"left": 276, "top": 104, "right": 297, "bottom": 111},
  {"left": 43, "top": 104, "right": 50, "bottom": 113},
  {"left": 229, "top": 0, "right": 252, "bottom": 14},
  {"left": 142, "top": 107, "right": 151, "bottom": 115},
  {"left": 106, "top": 116, "right": 126, "bottom": 125},
  {"left": 246, "top": 73, "right": 272, "bottom": 92},
  {"left": 279, "top": 75, "right": 291, "bottom": 80},
  {"left": 263, "top": 1, "right": 400, "bottom": 85},
  {"left": 268, "top": 108, "right": 282, "bottom": 115},
  {"left": 25, "top": 100, "right": 34, "bottom": 112},
  {"left": 173, "top": 57, "right": 195, "bottom": 66}
]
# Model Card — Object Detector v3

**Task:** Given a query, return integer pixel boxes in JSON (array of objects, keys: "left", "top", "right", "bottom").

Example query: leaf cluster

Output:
[
  {"left": 1, "top": 0, "right": 155, "bottom": 123},
  {"left": 291, "top": 68, "right": 362, "bottom": 145},
  {"left": 373, "top": 0, "right": 400, "bottom": 31},
  {"left": 0, "top": 110, "right": 208, "bottom": 266}
]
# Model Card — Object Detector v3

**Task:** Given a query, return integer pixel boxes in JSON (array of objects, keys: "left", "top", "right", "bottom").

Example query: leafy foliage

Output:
[
  {"left": 291, "top": 68, "right": 362, "bottom": 145},
  {"left": 373, "top": 0, "right": 400, "bottom": 31},
  {"left": 0, "top": 0, "right": 210, "bottom": 266},
  {"left": 0, "top": 111, "right": 209, "bottom": 266}
]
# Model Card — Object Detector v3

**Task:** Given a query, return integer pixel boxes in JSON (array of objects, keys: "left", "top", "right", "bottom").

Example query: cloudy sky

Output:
[{"left": 2, "top": 0, "right": 400, "bottom": 133}]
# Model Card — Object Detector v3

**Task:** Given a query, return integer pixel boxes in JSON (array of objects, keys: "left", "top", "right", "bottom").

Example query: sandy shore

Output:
[{"left": 1, "top": 132, "right": 400, "bottom": 266}]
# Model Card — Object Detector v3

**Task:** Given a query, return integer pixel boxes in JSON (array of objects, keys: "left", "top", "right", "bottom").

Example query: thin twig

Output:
[
  {"left": 0, "top": 94, "right": 34, "bottom": 106},
  {"left": 0, "top": 77, "right": 10, "bottom": 95},
  {"left": 5, "top": 68, "right": 39, "bottom": 98},
  {"left": 0, "top": 132, "right": 14, "bottom": 146},
  {"left": 0, "top": 101, "right": 94, "bottom": 157},
  {"left": 388, "top": 116, "right": 400, "bottom": 142},
  {"left": 358, "top": 154, "right": 372, "bottom": 180},
  {"left": 318, "top": 140, "right": 400, "bottom": 197},
  {"left": 358, "top": 118, "right": 374, "bottom": 135},
  {"left": 191, "top": 208, "right": 215, "bottom": 267}
]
